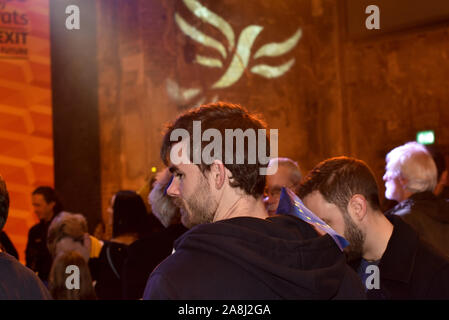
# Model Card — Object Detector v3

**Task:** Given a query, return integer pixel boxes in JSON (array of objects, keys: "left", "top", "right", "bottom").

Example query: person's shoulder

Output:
[
  {"left": 28, "top": 222, "right": 42, "bottom": 234},
  {"left": 0, "top": 253, "right": 38, "bottom": 279},
  {"left": 99, "top": 240, "right": 129, "bottom": 260},
  {"left": 416, "top": 237, "right": 449, "bottom": 267},
  {"left": 414, "top": 241, "right": 449, "bottom": 298},
  {"left": 0, "top": 253, "right": 51, "bottom": 299},
  {"left": 144, "top": 269, "right": 179, "bottom": 300}
]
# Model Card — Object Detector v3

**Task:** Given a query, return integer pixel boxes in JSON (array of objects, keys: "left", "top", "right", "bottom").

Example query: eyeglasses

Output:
[{"left": 264, "top": 187, "right": 282, "bottom": 198}]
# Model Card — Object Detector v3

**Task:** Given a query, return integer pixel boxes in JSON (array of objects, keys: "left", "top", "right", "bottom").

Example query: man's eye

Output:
[{"left": 175, "top": 172, "right": 184, "bottom": 179}]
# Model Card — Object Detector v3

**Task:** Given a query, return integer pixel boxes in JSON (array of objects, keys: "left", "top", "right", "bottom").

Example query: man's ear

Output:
[
  {"left": 209, "top": 160, "right": 226, "bottom": 190},
  {"left": 398, "top": 175, "right": 408, "bottom": 190},
  {"left": 348, "top": 194, "right": 367, "bottom": 222}
]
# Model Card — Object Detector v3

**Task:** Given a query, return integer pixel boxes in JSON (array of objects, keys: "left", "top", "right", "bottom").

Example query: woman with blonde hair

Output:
[{"left": 49, "top": 250, "right": 96, "bottom": 300}]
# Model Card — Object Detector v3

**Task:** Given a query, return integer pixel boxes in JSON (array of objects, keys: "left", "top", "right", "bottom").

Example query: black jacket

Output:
[
  {"left": 122, "top": 223, "right": 187, "bottom": 300},
  {"left": 89, "top": 241, "right": 129, "bottom": 300},
  {"left": 0, "top": 231, "right": 18, "bottom": 260},
  {"left": 143, "top": 215, "right": 366, "bottom": 300},
  {"left": 387, "top": 191, "right": 449, "bottom": 258},
  {"left": 25, "top": 220, "right": 53, "bottom": 282},
  {"left": 354, "top": 214, "right": 449, "bottom": 299},
  {"left": 0, "top": 252, "right": 51, "bottom": 300}
]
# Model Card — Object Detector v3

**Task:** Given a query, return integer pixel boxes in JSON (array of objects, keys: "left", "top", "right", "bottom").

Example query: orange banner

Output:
[{"left": 0, "top": 0, "right": 53, "bottom": 263}]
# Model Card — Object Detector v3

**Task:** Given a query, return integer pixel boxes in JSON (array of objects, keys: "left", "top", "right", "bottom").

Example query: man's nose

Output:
[{"left": 166, "top": 178, "right": 180, "bottom": 197}]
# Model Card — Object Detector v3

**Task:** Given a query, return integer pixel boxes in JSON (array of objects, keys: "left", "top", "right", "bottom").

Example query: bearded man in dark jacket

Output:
[{"left": 299, "top": 156, "right": 449, "bottom": 299}]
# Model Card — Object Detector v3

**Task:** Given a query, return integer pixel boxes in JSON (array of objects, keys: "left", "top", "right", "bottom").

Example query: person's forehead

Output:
[
  {"left": 304, "top": 191, "right": 336, "bottom": 211},
  {"left": 32, "top": 194, "right": 46, "bottom": 203},
  {"left": 168, "top": 142, "right": 197, "bottom": 171},
  {"left": 169, "top": 141, "right": 193, "bottom": 165},
  {"left": 266, "top": 166, "right": 291, "bottom": 186}
]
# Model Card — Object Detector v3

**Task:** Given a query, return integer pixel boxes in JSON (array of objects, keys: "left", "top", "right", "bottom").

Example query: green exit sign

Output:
[{"left": 416, "top": 130, "right": 435, "bottom": 145}]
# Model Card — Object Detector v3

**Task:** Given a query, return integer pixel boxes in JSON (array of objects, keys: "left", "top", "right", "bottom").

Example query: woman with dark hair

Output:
[
  {"left": 111, "top": 190, "right": 149, "bottom": 241},
  {"left": 90, "top": 190, "right": 154, "bottom": 299}
]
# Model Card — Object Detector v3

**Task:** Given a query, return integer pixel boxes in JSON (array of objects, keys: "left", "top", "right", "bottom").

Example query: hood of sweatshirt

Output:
[{"left": 173, "top": 214, "right": 351, "bottom": 299}]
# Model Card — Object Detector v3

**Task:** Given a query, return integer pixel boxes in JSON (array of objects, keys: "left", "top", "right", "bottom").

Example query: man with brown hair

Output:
[
  {"left": 143, "top": 102, "right": 365, "bottom": 299},
  {"left": 26, "top": 186, "right": 63, "bottom": 282},
  {"left": 0, "top": 175, "right": 51, "bottom": 299},
  {"left": 298, "top": 156, "right": 449, "bottom": 299}
]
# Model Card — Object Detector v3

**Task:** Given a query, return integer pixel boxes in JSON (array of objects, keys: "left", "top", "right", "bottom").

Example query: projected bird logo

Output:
[{"left": 166, "top": 0, "right": 303, "bottom": 106}]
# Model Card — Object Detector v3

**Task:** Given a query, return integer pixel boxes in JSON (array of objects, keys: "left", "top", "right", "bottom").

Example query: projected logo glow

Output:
[{"left": 166, "top": 0, "right": 303, "bottom": 105}]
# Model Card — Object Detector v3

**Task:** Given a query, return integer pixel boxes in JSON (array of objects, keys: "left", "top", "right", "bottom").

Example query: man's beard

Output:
[
  {"left": 173, "top": 176, "right": 217, "bottom": 229},
  {"left": 342, "top": 210, "right": 365, "bottom": 262}
]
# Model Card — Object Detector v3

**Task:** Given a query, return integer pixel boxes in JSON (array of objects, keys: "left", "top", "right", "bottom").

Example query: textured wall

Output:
[
  {"left": 340, "top": 15, "right": 449, "bottom": 195},
  {"left": 96, "top": 0, "right": 449, "bottom": 220}
]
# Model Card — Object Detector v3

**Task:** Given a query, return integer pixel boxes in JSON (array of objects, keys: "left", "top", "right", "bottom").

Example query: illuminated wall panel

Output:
[{"left": 0, "top": 0, "right": 53, "bottom": 262}]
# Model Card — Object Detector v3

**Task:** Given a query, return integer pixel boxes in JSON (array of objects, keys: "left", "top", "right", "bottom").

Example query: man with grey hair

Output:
[
  {"left": 264, "top": 157, "right": 302, "bottom": 216},
  {"left": 47, "top": 211, "right": 92, "bottom": 262},
  {"left": 384, "top": 142, "right": 449, "bottom": 257}
]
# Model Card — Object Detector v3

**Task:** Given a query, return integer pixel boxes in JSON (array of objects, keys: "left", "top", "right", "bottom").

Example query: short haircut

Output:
[
  {"left": 112, "top": 190, "right": 148, "bottom": 238},
  {"left": 269, "top": 157, "right": 302, "bottom": 193},
  {"left": 425, "top": 145, "right": 446, "bottom": 181},
  {"left": 32, "top": 186, "right": 63, "bottom": 214},
  {"left": 386, "top": 142, "right": 437, "bottom": 193},
  {"left": 47, "top": 211, "right": 88, "bottom": 257},
  {"left": 160, "top": 102, "right": 269, "bottom": 198},
  {"left": 0, "top": 176, "right": 9, "bottom": 231},
  {"left": 298, "top": 156, "right": 381, "bottom": 213}
]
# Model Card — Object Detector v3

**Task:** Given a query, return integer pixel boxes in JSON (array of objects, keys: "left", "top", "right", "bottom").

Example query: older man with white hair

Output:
[
  {"left": 384, "top": 142, "right": 449, "bottom": 257},
  {"left": 264, "top": 157, "right": 302, "bottom": 216}
]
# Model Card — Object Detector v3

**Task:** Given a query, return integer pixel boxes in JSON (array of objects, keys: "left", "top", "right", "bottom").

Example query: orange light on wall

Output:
[{"left": 0, "top": 0, "right": 53, "bottom": 263}]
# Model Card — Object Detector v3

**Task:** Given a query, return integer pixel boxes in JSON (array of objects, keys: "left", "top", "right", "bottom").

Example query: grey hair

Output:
[
  {"left": 268, "top": 157, "right": 302, "bottom": 192},
  {"left": 47, "top": 211, "right": 88, "bottom": 257},
  {"left": 148, "top": 168, "right": 180, "bottom": 228},
  {"left": 386, "top": 142, "right": 437, "bottom": 193}
]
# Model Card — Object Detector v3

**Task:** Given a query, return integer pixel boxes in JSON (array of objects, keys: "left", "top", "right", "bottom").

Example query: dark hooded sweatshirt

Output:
[{"left": 143, "top": 215, "right": 365, "bottom": 299}]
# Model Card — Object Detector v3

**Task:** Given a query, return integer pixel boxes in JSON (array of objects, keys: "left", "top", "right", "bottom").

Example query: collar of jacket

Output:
[
  {"left": 390, "top": 191, "right": 436, "bottom": 213},
  {"left": 396, "top": 191, "right": 449, "bottom": 223},
  {"left": 378, "top": 214, "right": 419, "bottom": 283},
  {"left": 408, "top": 191, "right": 436, "bottom": 201}
]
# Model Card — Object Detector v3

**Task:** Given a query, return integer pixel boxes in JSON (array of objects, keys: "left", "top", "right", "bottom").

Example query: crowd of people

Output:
[{"left": 0, "top": 102, "right": 449, "bottom": 300}]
